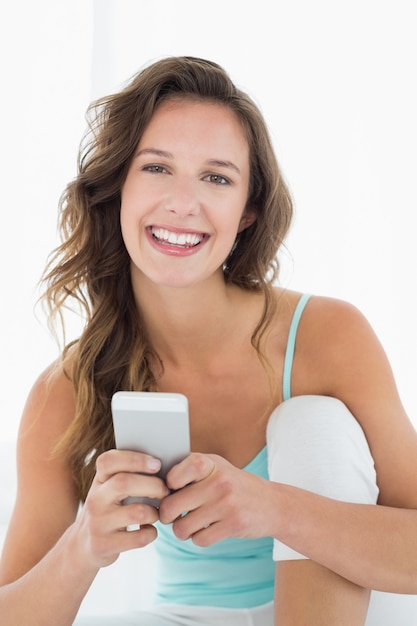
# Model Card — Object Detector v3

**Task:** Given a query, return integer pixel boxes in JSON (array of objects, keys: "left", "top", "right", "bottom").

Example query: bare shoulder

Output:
[
  {"left": 295, "top": 292, "right": 371, "bottom": 335},
  {"left": 19, "top": 352, "right": 77, "bottom": 444},
  {"left": 294, "top": 294, "right": 394, "bottom": 397},
  {"left": 273, "top": 290, "right": 371, "bottom": 350},
  {"left": 0, "top": 353, "right": 79, "bottom": 584}
]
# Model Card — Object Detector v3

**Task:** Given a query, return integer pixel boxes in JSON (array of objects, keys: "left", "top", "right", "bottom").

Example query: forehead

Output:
[{"left": 138, "top": 98, "right": 249, "bottom": 158}]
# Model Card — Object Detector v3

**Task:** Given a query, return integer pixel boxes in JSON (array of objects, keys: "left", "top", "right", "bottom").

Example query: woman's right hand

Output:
[
  {"left": 0, "top": 368, "right": 171, "bottom": 626},
  {"left": 75, "top": 449, "right": 168, "bottom": 569}
]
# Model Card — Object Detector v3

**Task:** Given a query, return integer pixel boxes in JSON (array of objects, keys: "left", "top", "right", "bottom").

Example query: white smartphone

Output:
[{"left": 111, "top": 391, "right": 190, "bottom": 506}]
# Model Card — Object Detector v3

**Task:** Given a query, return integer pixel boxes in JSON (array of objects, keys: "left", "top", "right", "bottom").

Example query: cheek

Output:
[
  {"left": 222, "top": 196, "right": 251, "bottom": 236},
  {"left": 217, "top": 219, "right": 244, "bottom": 259},
  {"left": 120, "top": 183, "right": 142, "bottom": 231}
]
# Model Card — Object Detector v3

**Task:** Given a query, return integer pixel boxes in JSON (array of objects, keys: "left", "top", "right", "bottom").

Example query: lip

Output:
[
  {"left": 149, "top": 224, "right": 207, "bottom": 236},
  {"left": 146, "top": 225, "right": 209, "bottom": 257}
]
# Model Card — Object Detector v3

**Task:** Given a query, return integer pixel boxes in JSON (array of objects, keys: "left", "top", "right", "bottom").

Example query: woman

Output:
[{"left": 1, "top": 56, "right": 417, "bottom": 625}]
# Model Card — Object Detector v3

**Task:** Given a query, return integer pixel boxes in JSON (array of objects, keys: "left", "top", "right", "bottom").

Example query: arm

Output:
[
  {"left": 0, "top": 362, "right": 167, "bottom": 626},
  {"left": 0, "top": 364, "right": 95, "bottom": 625}
]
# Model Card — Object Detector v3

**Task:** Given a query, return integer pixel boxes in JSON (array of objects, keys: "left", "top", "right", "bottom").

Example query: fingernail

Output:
[
  {"left": 147, "top": 457, "right": 161, "bottom": 471},
  {"left": 126, "top": 523, "right": 141, "bottom": 532}
]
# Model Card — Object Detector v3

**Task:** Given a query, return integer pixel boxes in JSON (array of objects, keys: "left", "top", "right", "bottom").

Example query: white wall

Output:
[
  {"left": 1, "top": 0, "right": 93, "bottom": 442},
  {"left": 1, "top": 0, "right": 416, "bottom": 438}
]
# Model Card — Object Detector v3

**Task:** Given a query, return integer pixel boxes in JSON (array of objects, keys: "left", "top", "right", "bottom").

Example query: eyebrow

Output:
[
  {"left": 135, "top": 148, "right": 241, "bottom": 175},
  {"left": 206, "top": 159, "right": 241, "bottom": 175},
  {"left": 135, "top": 148, "right": 174, "bottom": 159}
]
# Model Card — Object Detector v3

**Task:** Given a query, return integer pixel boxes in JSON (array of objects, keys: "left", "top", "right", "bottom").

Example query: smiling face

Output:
[{"left": 120, "top": 98, "right": 256, "bottom": 292}]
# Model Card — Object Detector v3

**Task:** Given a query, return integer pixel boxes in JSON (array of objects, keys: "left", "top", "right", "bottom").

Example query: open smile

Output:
[{"left": 149, "top": 226, "right": 208, "bottom": 249}]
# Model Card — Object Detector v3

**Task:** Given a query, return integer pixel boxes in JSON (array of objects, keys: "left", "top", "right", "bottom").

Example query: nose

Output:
[{"left": 163, "top": 176, "right": 200, "bottom": 218}]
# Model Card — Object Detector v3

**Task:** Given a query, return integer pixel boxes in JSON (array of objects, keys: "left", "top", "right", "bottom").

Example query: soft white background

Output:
[{"left": 1, "top": 0, "right": 417, "bottom": 621}]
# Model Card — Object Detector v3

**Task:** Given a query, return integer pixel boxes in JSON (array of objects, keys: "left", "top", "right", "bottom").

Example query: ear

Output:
[{"left": 238, "top": 209, "right": 257, "bottom": 233}]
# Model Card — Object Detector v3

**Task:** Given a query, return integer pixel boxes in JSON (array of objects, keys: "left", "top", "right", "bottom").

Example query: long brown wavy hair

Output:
[{"left": 41, "top": 56, "right": 293, "bottom": 501}]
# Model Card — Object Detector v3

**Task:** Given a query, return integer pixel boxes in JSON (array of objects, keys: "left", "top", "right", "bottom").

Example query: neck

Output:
[{"left": 132, "top": 271, "right": 262, "bottom": 368}]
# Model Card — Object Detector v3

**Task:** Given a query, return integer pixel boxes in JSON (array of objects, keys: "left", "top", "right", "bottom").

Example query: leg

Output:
[{"left": 267, "top": 395, "right": 379, "bottom": 625}]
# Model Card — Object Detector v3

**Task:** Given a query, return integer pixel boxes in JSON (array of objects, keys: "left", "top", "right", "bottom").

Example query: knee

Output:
[{"left": 267, "top": 395, "right": 379, "bottom": 505}]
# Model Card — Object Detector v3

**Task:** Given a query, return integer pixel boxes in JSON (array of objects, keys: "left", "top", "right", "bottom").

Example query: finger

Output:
[
  {"left": 111, "top": 501, "right": 161, "bottom": 531},
  {"left": 166, "top": 452, "right": 217, "bottom": 491},
  {"left": 79, "top": 502, "right": 160, "bottom": 565},
  {"left": 99, "top": 522, "right": 159, "bottom": 558},
  {"left": 106, "top": 472, "right": 168, "bottom": 506},
  {"left": 159, "top": 476, "right": 214, "bottom": 525},
  {"left": 171, "top": 505, "right": 219, "bottom": 541},
  {"left": 83, "top": 496, "right": 159, "bottom": 534},
  {"left": 160, "top": 456, "right": 220, "bottom": 524},
  {"left": 188, "top": 521, "right": 227, "bottom": 548},
  {"left": 95, "top": 449, "right": 161, "bottom": 483},
  {"left": 87, "top": 500, "right": 160, "bottom": 535},
  {"left": 118, "top": 524, "right": 158, "bottom": 549}
]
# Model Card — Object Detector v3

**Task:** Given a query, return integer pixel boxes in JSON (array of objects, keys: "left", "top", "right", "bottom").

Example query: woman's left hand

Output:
[{"left": 158, "top": 452, "right": 272, "bottom": 546}]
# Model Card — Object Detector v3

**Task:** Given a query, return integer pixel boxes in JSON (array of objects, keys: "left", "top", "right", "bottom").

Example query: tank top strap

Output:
[{"left": 282, "top": 293, "right": 312, "bottom": 401}]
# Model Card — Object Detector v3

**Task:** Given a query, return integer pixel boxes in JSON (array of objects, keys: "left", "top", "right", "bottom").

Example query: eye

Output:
[
  {"left": 204, "top": 173, "right": 230, "bottom": 185},
  {"left": 143, "top": 164, "right": 168, "bottom": 174}
]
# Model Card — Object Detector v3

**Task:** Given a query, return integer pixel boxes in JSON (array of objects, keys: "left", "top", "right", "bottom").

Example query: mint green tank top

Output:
[{"left": 154, "top": 294, "right": 311, "bottom": 608}]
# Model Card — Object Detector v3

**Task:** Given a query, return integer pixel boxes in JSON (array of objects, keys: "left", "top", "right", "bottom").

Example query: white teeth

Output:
[{"left": 151, "top": 227, "right": 203, "bottom": 247}]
